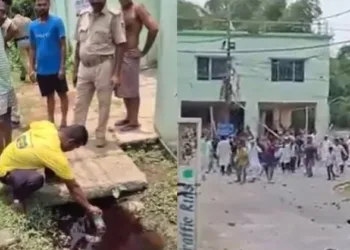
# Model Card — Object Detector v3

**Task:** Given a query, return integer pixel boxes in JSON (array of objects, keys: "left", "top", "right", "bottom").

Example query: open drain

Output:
[{"left": 56, "top": 196, "right": 165, "bottom": 250}]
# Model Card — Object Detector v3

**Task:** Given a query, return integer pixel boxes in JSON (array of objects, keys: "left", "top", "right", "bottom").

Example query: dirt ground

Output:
[{"left": 1, "top": 71, "right": 177, "bottom": 250}]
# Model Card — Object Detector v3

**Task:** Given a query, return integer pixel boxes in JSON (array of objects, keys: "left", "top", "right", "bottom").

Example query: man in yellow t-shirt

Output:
[
  {"left": 235, "top": 139, "right": 249, "bottom": 184},
  {"left": 0, "top": 120, "right": 102, "bottom": 215}
]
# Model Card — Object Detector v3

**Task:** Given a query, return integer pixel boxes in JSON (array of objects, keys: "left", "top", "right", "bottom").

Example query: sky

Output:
[{"left": 186, "top": 0, "right": 350, "bottom": 47}]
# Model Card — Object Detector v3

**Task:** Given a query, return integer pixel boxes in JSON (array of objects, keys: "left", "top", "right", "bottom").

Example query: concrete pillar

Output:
[
  {"left": 280, "top": 108, "right": 292, "bottom": 129},
  {"left": 259, "top": 111, "right": 266, "bottom": 135},
  {"left": 273, "top": 108, "right": 280, "bottom": 130},
  {"left": 244, "top": 102, "right": 259, "bottom": 136},
  {"left": 154, "top": 0, "right": 177, "bottom": 143},
  {"left": 315, "top": 100, "right": 329, "bottom": 142}
]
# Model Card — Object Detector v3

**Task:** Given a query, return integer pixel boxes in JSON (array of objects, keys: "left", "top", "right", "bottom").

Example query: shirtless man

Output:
[{"left": 114, "top": 0, "right": 158, "bottom": 131}]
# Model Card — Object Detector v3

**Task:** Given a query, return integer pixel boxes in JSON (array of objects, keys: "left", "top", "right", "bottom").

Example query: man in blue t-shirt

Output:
[{"left": 29, "top": 0, "right": 68, "bottom": 128}]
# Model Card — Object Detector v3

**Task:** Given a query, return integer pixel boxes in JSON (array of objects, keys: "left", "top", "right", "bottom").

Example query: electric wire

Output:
[{"left": 178, "top": 39, "right": 350, "bottom": 54}]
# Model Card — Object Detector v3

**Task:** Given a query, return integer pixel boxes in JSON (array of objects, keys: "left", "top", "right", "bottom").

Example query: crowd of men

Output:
[
  {"left": 0, "top": 0, "right": 158, "bottom": 220},
  {"left": 201, "top": 127, "right": 350, "bottom": 184}
]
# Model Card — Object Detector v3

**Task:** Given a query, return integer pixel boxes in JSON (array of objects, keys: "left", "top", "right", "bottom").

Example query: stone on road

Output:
[{"left": 198, "top": 167, "right": 350, "bottom": 250}]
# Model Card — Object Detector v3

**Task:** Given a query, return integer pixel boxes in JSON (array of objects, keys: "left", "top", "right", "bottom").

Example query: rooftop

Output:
[
  {"left": 178, "top": 18, "right": 333, "bottom": 40},
  {"left": 178, "top": 29, "right": 332, "bottom": 40}
]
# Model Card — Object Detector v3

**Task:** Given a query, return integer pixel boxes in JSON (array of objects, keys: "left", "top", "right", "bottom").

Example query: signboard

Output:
[
  {"left": 75, "top": 0, "right": 90, "bottom": 15},
  {"left": 217, "top": 122, "right": 235, "bottom": 137},
  {"left": 177, "top": 118, "right": 201, "bottom": 250}
]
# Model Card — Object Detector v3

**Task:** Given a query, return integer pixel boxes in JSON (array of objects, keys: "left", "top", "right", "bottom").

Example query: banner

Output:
[
  {"left": 177, "top": 118, "right": 202, "bottom": 250},
  {"left": 217, "top": 122, "right": 235, "bottom": 137}
]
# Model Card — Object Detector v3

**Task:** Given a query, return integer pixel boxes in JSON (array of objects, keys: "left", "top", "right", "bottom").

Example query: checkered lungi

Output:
[{"left": 0, "top": 88, "right": 17, "bottom": 116}]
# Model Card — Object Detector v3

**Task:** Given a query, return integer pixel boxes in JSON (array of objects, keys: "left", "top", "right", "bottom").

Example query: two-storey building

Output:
[{"left": 177, "top": 29, "right": 332, "bottom": 138}]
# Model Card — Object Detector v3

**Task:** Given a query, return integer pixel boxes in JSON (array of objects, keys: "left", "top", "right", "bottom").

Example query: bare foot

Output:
[
  {"left": 115, "top": 119, "right": 129, "bottom": 126},
  {"left": 120, "top": 124, "right": 140, "bottom": 132}
]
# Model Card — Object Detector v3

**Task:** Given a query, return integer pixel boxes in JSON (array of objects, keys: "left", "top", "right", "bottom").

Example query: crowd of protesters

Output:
[{"left": 200, "top": 126, "right": 350, "bottom": 184}]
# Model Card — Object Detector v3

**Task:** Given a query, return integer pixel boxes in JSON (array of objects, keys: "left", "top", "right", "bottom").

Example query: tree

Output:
[
  {"left": 201, "top": 0, "right": 322, "bottom": 33},
  {"left": 10, "top": 0, "right": 36, "bottom": 19},
  {"left": 329, "top": 45, "right": 350, "bottom": 128},
  {"left": 276, "top": 0, "right": 322, "bottom": 32},
  {"left": 178, "top": 0, "right": 213, "bottom": 30}
]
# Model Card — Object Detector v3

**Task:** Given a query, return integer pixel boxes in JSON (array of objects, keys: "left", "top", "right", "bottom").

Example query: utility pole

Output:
[
  {"left": 220, "top": 5, "right": 235, "bottom": 123},
  {"left": 305, "top": 106, "right": 309, "bottom": 133}
]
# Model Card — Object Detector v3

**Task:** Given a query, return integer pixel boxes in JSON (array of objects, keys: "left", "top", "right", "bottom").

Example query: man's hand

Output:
[
  {"left": 87, "top": 205, "right": 102, "bottom": 215},
  {"left": 111, "top": 74, "right": 121, "bottom": 88},
  {"left": 58, "top": 67, "right": 66, "bottom": 80}
]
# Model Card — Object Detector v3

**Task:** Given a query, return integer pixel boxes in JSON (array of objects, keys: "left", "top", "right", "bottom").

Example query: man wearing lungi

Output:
[
  {"left": 114, "top": 0, "right": 159, "bottom": 131},
  {"left": 1, "top": 0, "right": 22, "bottom": 128},
  {"left": 73, "top": 0, "right": 126, "bottom": 147}
]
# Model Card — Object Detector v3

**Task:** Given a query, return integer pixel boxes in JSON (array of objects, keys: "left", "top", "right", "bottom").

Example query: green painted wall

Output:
[
  {"left": 177, "top": 30, "right": 331, "bottom": 137},
  {"left": 154, "top": 0, "right": 178, "bottom": 145}
]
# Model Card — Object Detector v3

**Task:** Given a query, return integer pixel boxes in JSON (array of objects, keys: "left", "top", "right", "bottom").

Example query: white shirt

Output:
[
  {"left": 280, "top": 144, "right": 292, "bottom": 163},
  {"left": 216, "top": 139, "right": 231, "bottom": 166},
  {"left": 319, "top": 140, "right": 332, "bottom": 161},
  {"left": 326, "top": 153, "right": 336, "bottom": 167},
  {"left": 248, "top": 143, "right": 261, "bottom": 167},
  {"left": 290, "top": 144, "right": 296, "bottom": 157},
  {"left": 333, "top": 145, "right": 345, "bottom": 164}
]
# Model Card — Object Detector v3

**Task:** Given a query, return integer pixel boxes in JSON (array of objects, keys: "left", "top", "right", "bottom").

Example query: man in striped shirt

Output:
[{"left": 0, "top": 1, "right": 16, "bottom": 155}]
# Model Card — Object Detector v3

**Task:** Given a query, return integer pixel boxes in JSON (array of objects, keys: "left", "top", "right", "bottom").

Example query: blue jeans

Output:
[{"left": 0, "top": 169, "right": 44, "bottom": 201}]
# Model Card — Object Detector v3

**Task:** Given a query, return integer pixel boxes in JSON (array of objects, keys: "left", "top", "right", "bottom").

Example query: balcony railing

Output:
[{"left": 178, "top": 16, "right": 333, "bottom": 36}]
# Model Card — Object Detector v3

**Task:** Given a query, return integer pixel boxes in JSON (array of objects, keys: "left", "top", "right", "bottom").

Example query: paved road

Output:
[{"left": 198, "top": 165, "right": 350, "bottom": 250}]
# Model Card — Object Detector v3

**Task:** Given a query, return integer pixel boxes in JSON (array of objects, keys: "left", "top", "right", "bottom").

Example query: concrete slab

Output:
[
  {"left": 35, "top": 141, "right": 147, "bottom": 206},
  {"left": 107, "top": 69, "right": 158, "bottom": 144}
]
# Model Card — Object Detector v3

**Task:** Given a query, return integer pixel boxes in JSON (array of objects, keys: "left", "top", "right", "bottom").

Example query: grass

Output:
[
  {"left": 0, "top": 142, "right": 177, "bottom": 250},
  {"left": 0, "top": 199, "right": 63, "bottom": 250},
  {"left": 123, "top": 142, "right": 177, "bottom": 250}
]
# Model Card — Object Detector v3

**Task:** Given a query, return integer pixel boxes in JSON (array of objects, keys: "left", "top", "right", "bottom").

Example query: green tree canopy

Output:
[{"left": 178, "top": 0, "right": 323, "bottom": 32}]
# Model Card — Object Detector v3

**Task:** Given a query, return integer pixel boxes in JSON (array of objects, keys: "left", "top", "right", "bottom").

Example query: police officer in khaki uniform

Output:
[{"left": 73, "top": 0, "right": 126, "bottom": 148}]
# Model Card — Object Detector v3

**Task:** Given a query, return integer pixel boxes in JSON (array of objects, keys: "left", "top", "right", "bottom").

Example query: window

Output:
[
  {"left": 271, "top": 59, "right": 305, "bottom": 82},
  {"left": 196, "top": 57, "right": 228, "bottom": 81}
]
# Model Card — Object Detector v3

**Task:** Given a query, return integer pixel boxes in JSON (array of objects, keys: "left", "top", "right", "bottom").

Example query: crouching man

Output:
[{"left": 0, "top": 120, "right": 102, "bottom": 215}]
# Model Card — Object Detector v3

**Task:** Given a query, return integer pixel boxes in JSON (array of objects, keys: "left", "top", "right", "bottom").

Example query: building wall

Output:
[
  {"left": 154, "top": 0, "right": 178, "bottom": 146},
  {"left": 177, "top": 30, "right": 331, "bottom": 136},
  {"left": 51, "top": 0, "right": 160, "bottom": 67}
]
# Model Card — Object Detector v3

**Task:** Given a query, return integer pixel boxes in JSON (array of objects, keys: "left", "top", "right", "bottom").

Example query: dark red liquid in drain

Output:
[{"left": 69, "top": 205, "right": 165, "bottom": 250}]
